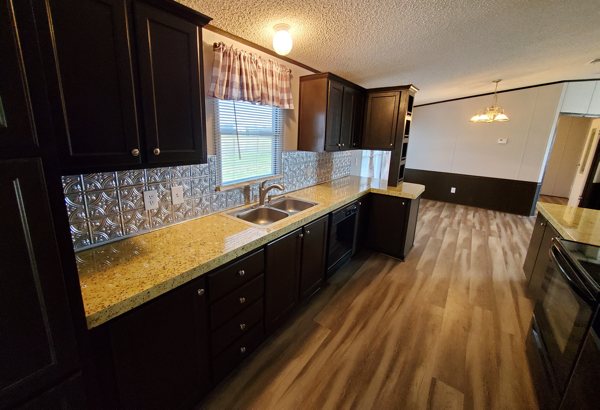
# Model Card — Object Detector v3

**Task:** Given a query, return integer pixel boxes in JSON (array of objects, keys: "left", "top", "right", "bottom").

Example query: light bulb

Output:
[{"left": 273, "top": 24, "right": 292, "bottom": 56}]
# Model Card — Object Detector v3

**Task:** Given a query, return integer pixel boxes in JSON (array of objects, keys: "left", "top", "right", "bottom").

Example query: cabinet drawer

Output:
[
  {"left": 211, "top": 299, "right": 263, "bottom": 356},
  {"left": 208, "top": 249, "right": 264, "bottom": 302},
  {"left": 212, "top": 322, "right": 264, "bottom": 382},
  {"left": 210, "top": 274, "right": 264, "bottom": 329}
]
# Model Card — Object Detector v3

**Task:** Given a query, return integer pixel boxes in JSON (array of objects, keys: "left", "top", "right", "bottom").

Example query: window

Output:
[{"left": 214, "top": 100, "right": 283, "bottom": 186}]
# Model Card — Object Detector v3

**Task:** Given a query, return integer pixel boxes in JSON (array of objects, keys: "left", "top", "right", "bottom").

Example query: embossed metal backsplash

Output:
[{"left": 63, "top": 151, "right": 353, "bottom": 250}]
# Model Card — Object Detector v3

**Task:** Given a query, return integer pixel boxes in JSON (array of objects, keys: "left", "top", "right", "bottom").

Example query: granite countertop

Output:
[
  {"left": 76, "top": 176, "right": 425, "bottom": 329},
  {"left": 536, "top": 202, "right": 600, "bottom": 247}
]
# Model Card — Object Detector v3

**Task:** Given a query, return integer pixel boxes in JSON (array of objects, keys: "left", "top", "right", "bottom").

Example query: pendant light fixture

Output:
[
  {"left": 470, "top": 80, "right": 510, "bottom": 123},
  {"left": 272, "top": 24, "right": 293, "bottom": 56}
]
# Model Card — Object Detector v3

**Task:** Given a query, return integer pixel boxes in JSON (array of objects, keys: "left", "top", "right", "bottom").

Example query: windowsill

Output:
[{"left": 215, "top": 174, "right": 283, "bottom": 192}]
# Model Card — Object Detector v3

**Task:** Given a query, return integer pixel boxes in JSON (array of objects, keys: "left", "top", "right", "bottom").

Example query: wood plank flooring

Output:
[
  {"left": 201, "top": 199, "right": 539, "bottom": 410},
  {"left": 539, "top": 195, "right": 568, "bottom": 205}
]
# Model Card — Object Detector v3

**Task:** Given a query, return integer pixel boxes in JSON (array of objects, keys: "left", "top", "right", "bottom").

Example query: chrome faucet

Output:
[{"left": 258, "top": 180, "right": 284, "bottom": 206}]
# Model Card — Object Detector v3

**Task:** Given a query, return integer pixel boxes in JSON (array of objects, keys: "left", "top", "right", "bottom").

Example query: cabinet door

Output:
[
  {"left": 265, "top": 228, "right": 302, "bottom": 333},
  {"left": 362, "top": 91, "right": 400, "bottom": 150},
  {"left": 340, "top": 86, "right": 361, "bottom": 150},
  {"left": 300, "top": 216, "right": 329, "bottom": 299},
  {"left": 523, "top": 214, "right": 547, "bottom": 281},
  {"left": 527, "top": 224, "right": 560, "bottom": 300},
  {"left": 45, "top": 0, "right": 141, "bottom": 171},
  {"left": 355, "top": 195, "right": 370, "bottom": 251},
  {"left": 366, "top": 194, "right": 408, "bottom": 258},
  {"left": 350, "top": 89, "right": 364, "bottom": 149},
  {"left": 134, "top": 1, "right": 207, "bottom": 165},
  {"left": 0, "top": 0, "right": 37, "bottom": 156},
  {"left": 325, "top": 81, "right": 344, "bottom": 151},
  {"left": 0, "top": 159, "right": 79, "bottom": 408},
  {"left": 18, "top": 374, "right": 86, "bottom": 410},
  {"left": 109, "top": 277, "right": 210, "bottom": 409}
]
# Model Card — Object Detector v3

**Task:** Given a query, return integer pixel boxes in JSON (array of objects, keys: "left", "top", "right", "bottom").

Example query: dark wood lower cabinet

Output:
[
  {"left": 107, "top": 276, "right": 210, "bottom": 409},
  {"left": 299, "top": 216, "right": 329, "bottom": 299},
  {"left": 366, "top": 194, "right": 420, "bottom": 259},
  {"left": 265, "top": 228, "right": 302, "bottom": 333},
  {"left": 18, "top": 374, "right": 86, "bottom": 410}
]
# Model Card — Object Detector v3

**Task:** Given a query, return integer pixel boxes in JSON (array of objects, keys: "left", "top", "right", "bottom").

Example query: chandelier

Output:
[{"left": 470, "top": 80, "right": 509, "bottom": 123}]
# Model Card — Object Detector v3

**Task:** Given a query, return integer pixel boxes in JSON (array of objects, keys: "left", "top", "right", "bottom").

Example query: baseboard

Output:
[{"left": 404, "top": 169, "right": 540, "bottom": 216}]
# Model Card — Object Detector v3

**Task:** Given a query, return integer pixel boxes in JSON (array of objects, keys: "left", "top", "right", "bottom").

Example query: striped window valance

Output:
[{"left": 209, "top": 42, "right": 294, "bottom": 109}]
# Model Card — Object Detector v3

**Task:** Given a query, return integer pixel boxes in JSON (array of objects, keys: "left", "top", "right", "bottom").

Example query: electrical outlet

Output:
[
  {"left": 171, "top": 185, "right": 184, "bottom": 205},
  {"left": 497, "top": 137, "right": 508, "bottom": 144},
  {"left": 143, "top": 190, "right": 159, "bottom": 210},
  {"left": 450, "top": 187, "right": 456, "bottom": 194}
]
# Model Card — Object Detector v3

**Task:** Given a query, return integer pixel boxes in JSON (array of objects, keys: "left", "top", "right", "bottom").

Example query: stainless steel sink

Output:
[
  {"left": 234, "top": 206, "right": 289, "bottom": 225},
  {"left": 268, "top": 197, "right": 317, "bottom": 214}
]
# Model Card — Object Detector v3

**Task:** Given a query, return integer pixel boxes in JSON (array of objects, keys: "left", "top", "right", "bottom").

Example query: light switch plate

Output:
[
  {"left": 143, "top": 190, "right": 159, "bottom": 210},
  {"left": 497, "top": 138, "right": 508, "bottom": 144},
  {"left": 450, "top": 187, "right": 456, "bottom": 194},
  {"left": 171, "top": 185, "right": 184, "bottom": 205}
]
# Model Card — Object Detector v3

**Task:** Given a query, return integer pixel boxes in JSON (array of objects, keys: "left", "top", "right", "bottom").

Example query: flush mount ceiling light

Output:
[
  {"left": 272, "top": 23, "right": 292, "bottom": 56},
  {"left": 470, "top": 80, "right": 510, "bottom": 123}
]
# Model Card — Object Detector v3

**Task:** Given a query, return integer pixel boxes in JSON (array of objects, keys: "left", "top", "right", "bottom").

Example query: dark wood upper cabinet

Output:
[
  {"left": 299, "top": 215, "right": 329, "bottom": 299},
  {"left": 109, "top": 276, "right": 210, "bottom": 408},
  {"left": 265, "top": 228, "right": 302, "bottom": 333},
  {"left": 0, "top": 159, "right": 79, "bottom": 408},
  {"left": 134, "top": 1, "right": 207, "bottom": 165},
  {"left": 0, "top": 0, "right": 37, "bottom": 156},
  {"left": 40, "top": 0, "right": 210, "bottom": 172},
  {"left": 298, "top": 73, "right": 364, "bottom": 152},
  {"left": 362, "top": 91, "right": 400, "bottom": 150}
]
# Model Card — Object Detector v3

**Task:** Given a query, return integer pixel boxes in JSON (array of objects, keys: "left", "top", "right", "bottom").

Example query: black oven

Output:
[
  {"left": 327, "top": 201, "right": 358, "bottom": 277},
  {"left": 527, "top": 239, "right": 599, "bottom": 409}
]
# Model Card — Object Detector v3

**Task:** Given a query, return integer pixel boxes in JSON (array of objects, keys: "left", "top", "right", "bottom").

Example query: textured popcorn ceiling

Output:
[{"left": 180, "top": 0, "right": 600, "bottom": 104}]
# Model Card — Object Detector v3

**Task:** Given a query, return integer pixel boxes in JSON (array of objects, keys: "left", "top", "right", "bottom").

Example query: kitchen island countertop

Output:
[{"left": 536, "top": 202, "right": 600, "bottom": 247}]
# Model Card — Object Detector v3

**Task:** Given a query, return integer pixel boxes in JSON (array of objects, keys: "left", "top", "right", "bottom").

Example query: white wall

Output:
[
  {"left": 201, "top": 29, "right": 313, "bottom": 154},
  {"left": 406, "top": 83, "right": 565, "bottom": 183}
]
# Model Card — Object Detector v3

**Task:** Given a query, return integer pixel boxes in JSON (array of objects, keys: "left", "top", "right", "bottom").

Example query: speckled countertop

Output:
[
  {"left": 537, "top": 202, "right": 600, "bottom": 247},
  {"left": 76, "top": 176, "right": 425, "bottom": 329}
]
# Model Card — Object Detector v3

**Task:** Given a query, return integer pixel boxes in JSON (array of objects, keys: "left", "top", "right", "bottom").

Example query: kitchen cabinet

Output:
[
  {"left": 265, "top": 228, "right": 303, "bottom": 332},
  {"left": 0, "top": 159, "right": 80, "bottom": 408},
  {"left": 18, "top": 374, "right": 86, "bottom": 409},
  {"left": 107, "top": 276, "right": 210, "bottom": 409},
  {"left": 523, "top": 216, "right": 561, "bottom": 300},
  {"left": 355, "top": 195, "right": 370, "bottom": 251},
  {"left": 39, "top": 0, "right": 210, "bottom": 172},
  {"left": 299, "top": 215, "right": 329, "bottom": 299},
  {"left": 362, "top": 90, "right": 400, "bottom": 150},
  {"left": 0, "top": 0, "right": 37, "bottom": 157},
  {"left": 366, "top": 194, "right": 420, "bottom": 260},
  {"left": 298, "top": 73, "right": 364, "bottom": 152}
]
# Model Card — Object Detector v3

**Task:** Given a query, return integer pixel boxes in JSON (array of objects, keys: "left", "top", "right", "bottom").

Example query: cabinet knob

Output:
[
  {"left": 239, "top": 296, "right": 246, "bottom": 304},
  {"left": 238, "top": 269, "right": 246, "bottom": 277},
  {"left": 358, "top": 201, "right": 362, "bottom": 206},
  {"left": 540, "top": 222, "right": 545, "bottom": 226},
  {"left": 153, "top": 147, "right": 161, "bottom": 156},
  {"left": 341, "top": 143, "right": 345, "bottom": 147},
  {"left": 240, "top": 346, "right": 247, "bottom": 354},
  {"left": 306, "top": 230, "right": 311, "bottom": 235},
  {"left": 298, "top": 233, "right": 304, "bottom": 239},
  {"left": 402, "top": 201, "right": 406, "bottom": 206},
  {"left": 389, "top": 143, "right": 393, "bottom": 146},
  {"left": 131, "top": 148, "right": 140, "bottom": 157},
  {"left": 240, "top": 323, "right": 246, "bottom": 331},
  {"left": 197, "top": 288, "right": 205, "bottom": 296}
]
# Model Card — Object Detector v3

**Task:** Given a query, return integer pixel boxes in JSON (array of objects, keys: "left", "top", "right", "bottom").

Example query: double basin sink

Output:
[{"left": 230, "top": 197, "right": 317, "bottom": 226}]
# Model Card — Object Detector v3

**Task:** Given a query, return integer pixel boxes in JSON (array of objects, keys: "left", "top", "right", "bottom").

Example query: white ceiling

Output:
[{"left": 180, "top": 0, "right": 600, "bottom": 104}]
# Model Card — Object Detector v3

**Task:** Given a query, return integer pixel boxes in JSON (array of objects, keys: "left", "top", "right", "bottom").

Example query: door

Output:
[
  {"left": 325, "top": 81, "right": 344, "bottom": 151},
  {"left": 110, "top": 276, "right": 210, "bottom": 408},
  {"left": 340, "top": 86, "right": 361, "bottom": 150},
  {"left": 300, "top": 216, "right": 328, "bottom": 299},
  {"left": 0, "top": 0, "right": 37, "bottom": 155},
  {"left": 0, "top": 159, "right": 79, "bottom": 408},
  {"left": 265, "top": 228, "right": 302, "bottom": 333},
  {"left": 134, "top": 1, "right": 207, "bottom": 165},
  {"left": 523, "top": 214, "right": 548, "bottom": 281},
  {"left": 362, "top": 91, "right": 400, "bottom": 150},
  {"left": 45, "top": 0, "right": 141, "bottom": 171},
  {"left": 366, "top": 194, "right": 407, "bottom": 258}
]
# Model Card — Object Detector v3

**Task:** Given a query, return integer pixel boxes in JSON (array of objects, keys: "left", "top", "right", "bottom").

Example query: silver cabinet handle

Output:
[
  {"left": 341, "top": 143, "right": 345, "bottom": 147},
  {"left": 358, "top": 201, "right": 362, "bottom": 206},
  {"left": 131, "top": 148, "right": 140, "bottom": 157},
  {"left": 153, "top": 148, "right": 161, "bottom": 156},
  {"left": 389, "top": 143, "right": 394, "bottom": 146},
  {"left": 306, "top": 230, "right": 311, "bottom": 235},
  {"left": 238, "top": 269, "right": 245, "bottom": 277},
  {"left": 197, "top": 288, "right": 205, "bottom": 296},
  {"left": 239, "top": 296, "right": 246, "bottom": 304},
  {"left": 298, "top": 233, "right": 304, "bottom": 238},
  {"left": 240, "top": 346, "right": 247, "bottom": 354},
  {"left": 240, "top": 323, "right": 246, "bottom": 330},
  {"left": 402, "top": 201, "right": 406, "bottom": 205}
]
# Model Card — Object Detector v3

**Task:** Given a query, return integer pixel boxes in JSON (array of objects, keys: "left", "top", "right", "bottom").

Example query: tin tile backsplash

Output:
[{"left": 63, "top": 151, "right": 353, "bottom": 250}]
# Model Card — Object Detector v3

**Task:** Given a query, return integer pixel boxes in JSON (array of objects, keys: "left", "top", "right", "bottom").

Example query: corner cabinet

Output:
[
  {"left": 38, "top": 0, "right": 211, "bottom": 172},
  {"left": 298, "top": 73, "right": 364, "bottom": 152}
]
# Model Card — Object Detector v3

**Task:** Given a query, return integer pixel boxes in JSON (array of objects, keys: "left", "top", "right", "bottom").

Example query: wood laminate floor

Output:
[{"left": 201, "top": 199, "right": 539, "bottom": 410}]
